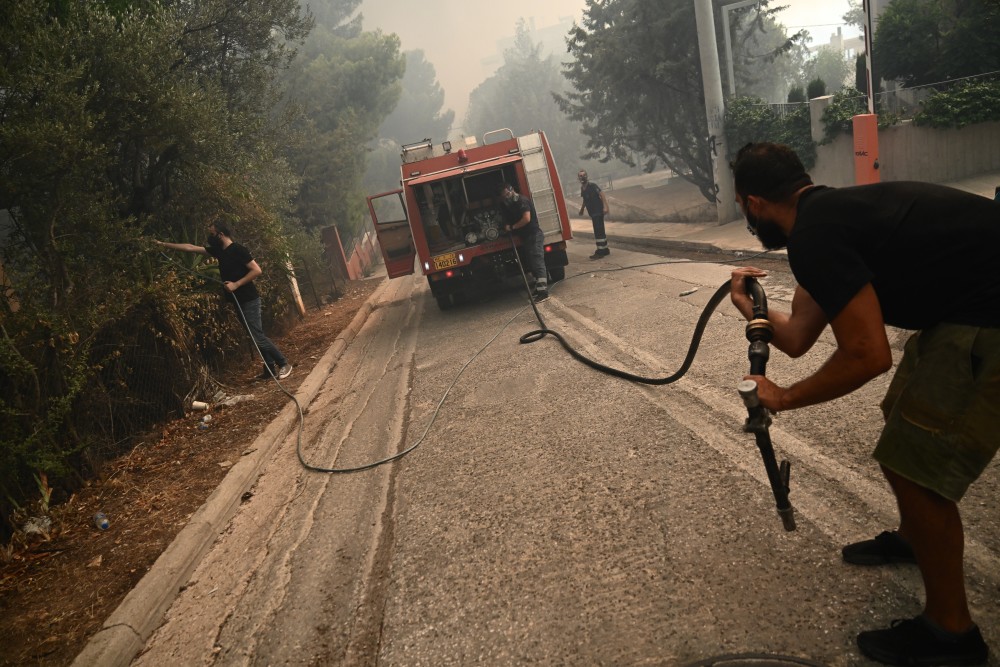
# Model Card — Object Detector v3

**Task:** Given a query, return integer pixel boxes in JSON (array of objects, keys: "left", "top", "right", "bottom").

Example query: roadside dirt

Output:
[{"left": 0, "top": 277, "right": 383, "bottom": 667}]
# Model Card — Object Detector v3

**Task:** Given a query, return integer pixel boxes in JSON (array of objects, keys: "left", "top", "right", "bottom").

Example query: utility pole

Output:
[{"left": 694, "top": 0, "right": 738, "bottom": 224}]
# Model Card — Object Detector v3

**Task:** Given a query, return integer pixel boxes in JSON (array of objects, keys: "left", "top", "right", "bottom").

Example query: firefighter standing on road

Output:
[
  {"left": 498, "top": 182, "right": 548, "bottom": 302},
  {"left": 729, "top": 142, "right": 1000, "bottom": 666},
  {"left": 578, "top": 170, "right": 610, "bottom": 259}
]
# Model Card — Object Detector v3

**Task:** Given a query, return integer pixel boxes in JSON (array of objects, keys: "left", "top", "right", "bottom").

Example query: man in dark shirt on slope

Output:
[
  {"left": 728, "top": 142, "right": 1000, "bottom": 666},
  {"left": 158, "top": 223, "right": 292, "bottom": 381}
]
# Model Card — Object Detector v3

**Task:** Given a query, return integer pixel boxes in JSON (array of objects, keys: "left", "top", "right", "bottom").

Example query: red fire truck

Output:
[{"left": 366, "top": 129, "right": 572, "bottom": 309}]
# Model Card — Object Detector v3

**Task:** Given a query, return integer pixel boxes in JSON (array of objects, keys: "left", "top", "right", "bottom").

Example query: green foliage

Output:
[
  {"left": 366, "top": 50, "right": 454, "bottom": 194},
  {"left": 819, "top": 90, "right": 867, "bottom": 142},
  {"left": 282, "top": 24, "right": 405, "bottom": 237},
  {"left": 466, "top": 20, "right": 596, "bottom": 183},
  {"left": 787, "top": 86, "right": 806, "bottom": 103},
  {"left": 559, "top": 0, "right": 807, "bottom": 203},
  {"left": 874, "top": 0, "right": 1000, "bottom": 87},
  {"left": 724, "top": 97, "right": 816, "bottom": 169},
  {"left": 380, "top": 50, "right": 454, "bottom": 145},
  {"left": 818, "top": 90, "right": 900, "bottom": 143},
  {"left": 805, "top": 47, "right": 851, "bottom": 93},
  {"left": 913, "top": 80, "right": 1000, "bottom": 129},
  {"left": 806, "top": 78, "right": 827, "bottom": 99},
  {"left": 725, "top": 2, "right": 809, "bottom": 102},
  {"left": 0, "top": 0, "right": 383, "bottom": 534},
  {"left": 558, "top": 0, "right": 713, "bottom": 200}
]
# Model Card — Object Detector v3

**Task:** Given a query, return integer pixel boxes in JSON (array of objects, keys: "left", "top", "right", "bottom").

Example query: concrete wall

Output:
[{"left": 808, "top": 96, "right": 1000, "bottom": 187}]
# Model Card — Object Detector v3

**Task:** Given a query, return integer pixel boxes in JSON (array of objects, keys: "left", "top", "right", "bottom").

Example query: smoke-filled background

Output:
[{"left": 359, "top": 0, "right": 861, "bottom": 125}]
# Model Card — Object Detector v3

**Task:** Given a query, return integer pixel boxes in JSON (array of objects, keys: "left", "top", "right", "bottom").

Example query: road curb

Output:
[
  {"left": 71, "top": 277, "right": 391, "bottom": 667},
  {"left": 574, "top": 228, "right": 786, "bottom": 260}
]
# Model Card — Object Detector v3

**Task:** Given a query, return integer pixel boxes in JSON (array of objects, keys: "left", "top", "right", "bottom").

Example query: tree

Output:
[
  {"left": 465, "top": 20, "right": 593, "bottom": 182},
  {"left": 366, "top": 50, "right": 455, "bottom": 195},
  {"left": 726, "top": 5, "right": 809, "bottom": 102},
  {"left": 0, "top": 0, "right": 313, "bottom": 527},
  {"left": 282, "top": 22, "right": 405, "bottom": 236},
  {"left": 558, "top": 0, "right": 806, "bottom": 202},
  {"left": 874, "top": 0, "right": 1000, "bottom": 86},
  {"left": 380, "top": 50, "right": 455, "bottom": 145},
  {"left": 805, "top": 46, "right": 852, "bottom": 93}
]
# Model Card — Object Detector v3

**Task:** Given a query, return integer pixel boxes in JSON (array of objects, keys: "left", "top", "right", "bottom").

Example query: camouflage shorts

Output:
[{"left": 874, "top": 324, "right": 1000, "bottom": 502}]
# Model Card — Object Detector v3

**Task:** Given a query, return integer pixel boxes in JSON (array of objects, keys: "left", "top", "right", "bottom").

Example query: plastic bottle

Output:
[{"left": 93, "top": 512, "right": 110, "bottom": 530}]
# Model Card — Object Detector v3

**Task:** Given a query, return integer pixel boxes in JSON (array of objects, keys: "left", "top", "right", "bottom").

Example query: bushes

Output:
[
  {"left": 725, "top": 96, "right": 816, "bottom": 169},
  {"left": 913, "top": 79, "right": 1000, "bottom": 129},
  {"left": 0, "top": 0, "right": 306, "bottom": 539}
]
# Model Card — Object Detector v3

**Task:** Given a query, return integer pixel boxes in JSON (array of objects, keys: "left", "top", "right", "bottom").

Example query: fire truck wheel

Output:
[
  {"left": 548, "top": 266, "right": 565, "bottom": 283},
  {"left": 435, "top": 292, "right": 454, "bottom": 311}
]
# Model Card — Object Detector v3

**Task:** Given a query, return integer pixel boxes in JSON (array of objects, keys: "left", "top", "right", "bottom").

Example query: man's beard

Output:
[
  {"left": 207, "top": 234, "right": 222, "bottom": 250},
  {"left": 748, "top": 210, "right": 788, "bottom": 250}
]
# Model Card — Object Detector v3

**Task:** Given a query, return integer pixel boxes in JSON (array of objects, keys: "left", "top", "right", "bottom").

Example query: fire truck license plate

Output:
[{"left": 432, "top": 252, "right": 458, "bottom": 270}]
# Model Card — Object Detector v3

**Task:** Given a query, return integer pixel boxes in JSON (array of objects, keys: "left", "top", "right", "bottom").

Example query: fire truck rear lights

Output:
[
  {"left": 458, "top": 253, "right": 465, "bottom": 262},
  {"left": 445, "top": 270, "right": 455, "bottom": 278},
  {"left": 423, "top": 262, "right": 431, "bottom": 271},
  {"left": 544, "top": 245, "right": 552, "bottom": 253}
]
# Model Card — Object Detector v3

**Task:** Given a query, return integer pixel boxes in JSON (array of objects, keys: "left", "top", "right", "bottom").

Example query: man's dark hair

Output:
[
  {"left": 213, "top": 222, "right": 233, "bottom": 237},
  {"left": 730, "top": 142, "right": 813, "bottom": 202}
]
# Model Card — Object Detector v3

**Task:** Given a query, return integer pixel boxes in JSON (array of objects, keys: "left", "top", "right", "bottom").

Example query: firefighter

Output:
[
  {"left": 578, "top": 169, "right": 610, "bottom": 259},
  {"left": 498, "top": 182, "right": 548, "bottom": 302}
]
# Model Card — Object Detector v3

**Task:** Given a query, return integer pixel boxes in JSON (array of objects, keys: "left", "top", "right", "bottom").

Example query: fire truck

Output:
[{"left": 366, "top": 129, "right": 572, "bottom": 310}]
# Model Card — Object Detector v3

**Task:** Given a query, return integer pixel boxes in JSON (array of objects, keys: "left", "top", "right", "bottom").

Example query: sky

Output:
[{"left": 357, "top": 0, "right": 862, "bottom": 125}]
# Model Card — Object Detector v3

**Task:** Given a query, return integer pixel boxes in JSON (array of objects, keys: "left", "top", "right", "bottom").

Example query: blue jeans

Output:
[
  {"left": 235, "top": 297, "right": 287, "bottom": 371},
  {"left": 519, "top": 226, "right": 548, "bottom": 290}
]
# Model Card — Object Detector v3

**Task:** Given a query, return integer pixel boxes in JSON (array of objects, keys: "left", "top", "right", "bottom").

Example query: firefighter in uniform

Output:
[
  {"left": 498, "top": 182, "right": 548, "bottom": 302},
  {"left": 578, "top": 170, "right": 610, "bottom": 259}
]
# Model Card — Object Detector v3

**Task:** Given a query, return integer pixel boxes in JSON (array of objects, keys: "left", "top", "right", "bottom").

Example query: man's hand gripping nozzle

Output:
[{"left": 738, "top": 277, "right": 796, "bottom": 531}]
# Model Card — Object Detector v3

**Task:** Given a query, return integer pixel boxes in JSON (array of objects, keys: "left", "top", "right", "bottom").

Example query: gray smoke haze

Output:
[{"left": 357, "top": 0, "right": 859, "bottom": 122}]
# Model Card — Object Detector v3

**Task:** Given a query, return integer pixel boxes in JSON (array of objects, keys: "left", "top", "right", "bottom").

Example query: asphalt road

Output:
[{"left": 132, "top": 243, "right": 1000, "bottom": 666}]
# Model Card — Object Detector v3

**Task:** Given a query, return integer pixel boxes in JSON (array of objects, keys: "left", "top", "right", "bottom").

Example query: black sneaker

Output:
[
  {"left": 256, "top": 368, "right": 274, "bottom": 381},
  {"left": 532, "top": 289, "right": 549, "bottom": 302},
  {"left": 842, "top": 530, "right": 917, "bottom": 565},
  {"left": 857, "top": 617, "right": 989, "bottom": 666},
  {"left": 589, "top": 248, "right": 610, "bottom": 260}
]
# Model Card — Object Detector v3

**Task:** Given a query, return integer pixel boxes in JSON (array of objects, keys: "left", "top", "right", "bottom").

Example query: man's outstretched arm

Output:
[{"left": 157, "top": 240, "right": 208, "bottom": 255}]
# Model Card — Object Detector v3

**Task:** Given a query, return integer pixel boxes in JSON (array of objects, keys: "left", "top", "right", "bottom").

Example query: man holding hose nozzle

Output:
[
  {"left": 729, "top": 142, "right": 1000, "bottom": 666},
  {"left": 498, "top": 181, "right": 548, "bottom": 302},
  {"left": 157, "top": 223, "right": 292, "bottom": 381}
]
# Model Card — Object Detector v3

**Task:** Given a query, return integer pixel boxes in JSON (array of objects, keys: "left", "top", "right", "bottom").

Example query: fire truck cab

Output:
[{"left": 367, "top": 129, "right": 572, "bottom": 310}]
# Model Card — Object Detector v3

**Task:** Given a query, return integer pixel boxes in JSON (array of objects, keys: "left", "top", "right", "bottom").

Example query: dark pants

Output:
[
  {"left": 591, "top": 214, "right": 608, "bottom": 250},
  {"left": 518, "top": 226, "right": 548, "bottom": 291},
  {"left": 235, "top": 297, "right": 287, "bottom": 371}
]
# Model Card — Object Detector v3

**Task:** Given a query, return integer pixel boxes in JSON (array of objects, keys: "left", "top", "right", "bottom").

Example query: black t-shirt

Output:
[
  {"left": 581, "top": 181, "right": 604, "bottom": 217},
  {"left": 789, "top": 182, "right": 1000, "bottom": 329},
  {"left": 205, "top": 241, "right": 260, "bottom": 304},
  {"left": 499, "top": 194, "right": 541, "bottom": 236}
]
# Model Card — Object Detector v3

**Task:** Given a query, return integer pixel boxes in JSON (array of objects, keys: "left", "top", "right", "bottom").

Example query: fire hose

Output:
[
  {"left": 738, "top": 277, "right": 796, "bottom": 531},
  {"left": 511, "top": 237, "right": 794, "bottom": 530}
]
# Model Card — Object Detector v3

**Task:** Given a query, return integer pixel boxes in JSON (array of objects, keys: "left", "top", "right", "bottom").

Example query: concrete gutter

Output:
[{"left": 71, "top": 278, "right": 391, "bottom": 667}]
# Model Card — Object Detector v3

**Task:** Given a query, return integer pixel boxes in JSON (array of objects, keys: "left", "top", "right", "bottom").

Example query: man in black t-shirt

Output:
[
  {"left": 727, "top": 142, "right": 1000, "bottom": 666},
  {"left": 157, "top": 223, "right": 292, "bottom": 381},
  {"left": 498, "top": 182, "right": 549, "bottom": 302},
  {"left": 577, "top": 170, "right": 610, "bottom": 259}
]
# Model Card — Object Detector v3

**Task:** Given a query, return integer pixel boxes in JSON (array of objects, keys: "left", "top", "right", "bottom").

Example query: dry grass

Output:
[{"left": 0, "top": 277, "right": 383, "bottom": 666}]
